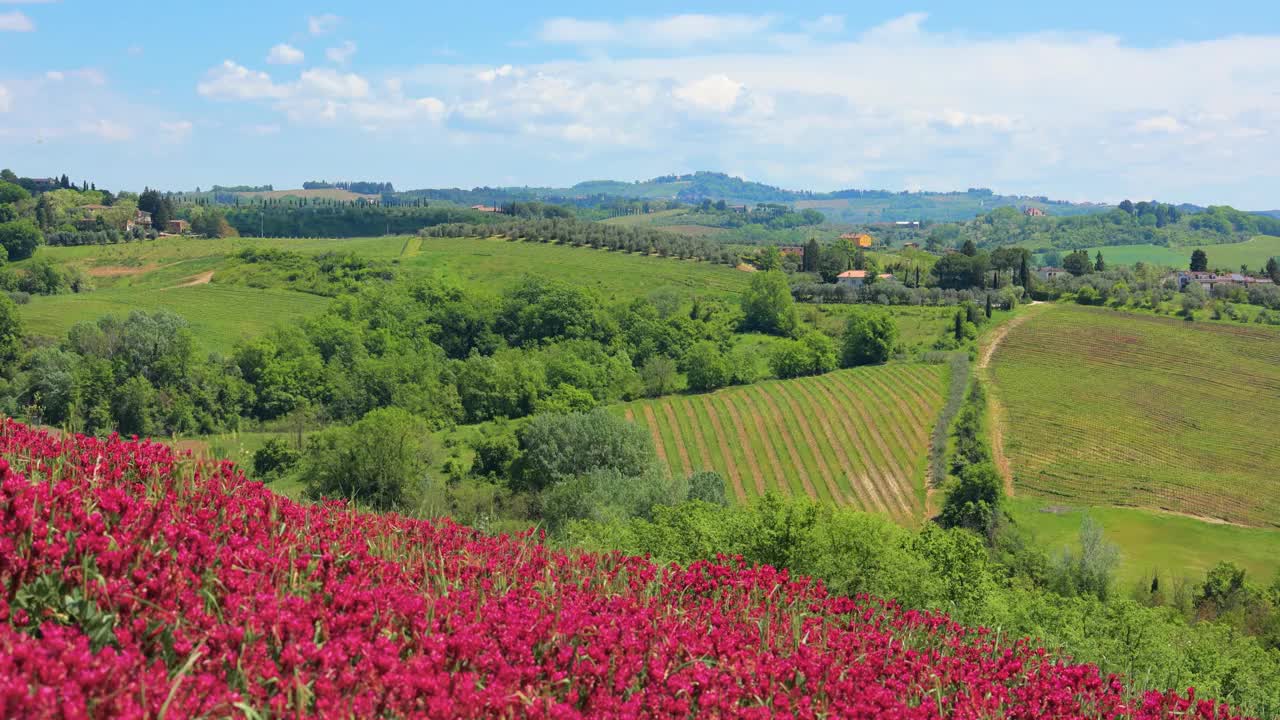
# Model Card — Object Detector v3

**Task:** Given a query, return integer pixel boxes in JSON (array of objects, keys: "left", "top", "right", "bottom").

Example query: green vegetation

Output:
[
  {"left": 991, "top": 304, "right": 1280, "bottom": 527},
  {"left": 621, "top": 363, "right": 947, "bottom": 524},
  {"left": 1078, "top": 235, "right": 1280, "bottom": 271}
]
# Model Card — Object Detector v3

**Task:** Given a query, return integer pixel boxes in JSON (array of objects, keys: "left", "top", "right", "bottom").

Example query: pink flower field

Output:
[{"left": 0, "top": 418, "right": 1251, "bottom": 718}]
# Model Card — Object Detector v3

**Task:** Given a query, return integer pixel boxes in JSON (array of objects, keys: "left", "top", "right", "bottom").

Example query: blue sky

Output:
[{"left": 2, "top": 1, "right": 1279, "bottom": 207}]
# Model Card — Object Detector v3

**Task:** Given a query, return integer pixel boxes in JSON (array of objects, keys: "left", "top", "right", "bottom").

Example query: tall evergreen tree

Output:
[{"left": 1190, "top": 249, "right": 1208, "bottom": 272}]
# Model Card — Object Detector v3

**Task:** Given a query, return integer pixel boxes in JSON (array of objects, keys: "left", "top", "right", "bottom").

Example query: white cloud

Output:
[
  {"left": 803, "top": 14, "right": 845, "bottom": 34},
  {"left": 126, "top": 45, "right": 144, "bottom": 57},
  {"left": 673, "top": 74, "right": 743, "bottom": 113},
  {"left": 0, "top": 84, "right": 10, "bottom": 112},
  {"left": 197, "top": 61, "right": 287, "bottom": 100},
  {"left": 936, "top": 109, "right": 1016, "bottom": 131},
  {"left": 80, "top": 119, "right": 132, "bottom": 141},
  {"left": 0, "top": 10, "right": 34, "bottom": 31},
  {"left": 244, "top": 123, "right": 281, "bottom": 136},
  {"left": 307, "top": 13, "right": 341, "bottom": 36},
  {"left": 863, "top": 12, "right": 928, "bottom": 40},
  {"left": 299, "top": 68, "right": 368, "bottom": 98},
  {"left": 267, "top": 43, "right": 304, "bottom": 65},
  {"left": 43, "top": 68, "right": 105, "bottom": 85},
  {"left": 539, "top": 13, "right": 774, "bottom": 48},
  {"left": 1135, "top": 115, "right": 1185, "bottom": 133},
  {"left": 477, "top": 64, "right": 521, "bottom": 83},
  {"left": 159, "top": 120, "right": 193, "bottom": 142},
  {"left": 325, "top": 40, "right": 357, "bottom": 64}
]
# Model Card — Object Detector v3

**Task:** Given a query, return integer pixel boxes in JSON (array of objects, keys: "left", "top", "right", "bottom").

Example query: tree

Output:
[
  {"left": 1190, "top": 249, "right": 1209, "bottom": 272},
  {"left": 756, "top": 245, "right": 782, "bottom": 271},
  {"left": 1094, "top": 252, "right": 1106, "bottom": 272},
  {"left": 1062, "top": 250, "right": 1093, "bottom": 276},
  {"left": 1048, "top": 516, "right": 1119, "bottom": 600},
  {"left": 740, "top": 271, "right": 798, "bottom": 336},
  {"left": 301, "top": 407, "right": 434, "bottom": 510},
  {"left": 960, "top": 239, "right": 978, "bottom": 257},
  {"left": 802, "top": 238, "right": 820, "bottom": 273},
  {"left": 1018, "top": 252, "right": 1033, "bottom": 289},
  {"left": 1266, "top": 257, "right": 1279, "bottom": 284},
  {"left": 514, "top": 408, "right": 658, "bottom": 493},
  {"left": 769, "top": 332, "right": 835, "bottom": 379},
  {"left": 939, "top": 462, "right": 1003, "bottom": 541},
  {"left": 0, "top": 181, "right": 30, "bottom": 205},
  {"left": 252, "top": 438, "right": 300, "bottom": 481},
  {"left": 0, "top": 293, "right": 22, "bottom": 368},
  {"left": 687, "top": 470, "right": 728, "bottom": 506},
  {"left": 639, "top": 354, "right": 680, "bottom": 397},
  {"left": 840, "top": 311, "right": 897, "bottom": 367},
  {"left": 0, "top": 219, "right": 42, "bottom": 261},
  {"left": 472, "top": 424, "right": 520, "bottom": 479},
  {"left": 683, "top": 341, "right": 731, "bottom": 392},
  {"left": 1118, "top": 199, "right": 1135, "bottom": 214},
  {"left": 984, "top": 294, "right": 993, "bottom": 319}
]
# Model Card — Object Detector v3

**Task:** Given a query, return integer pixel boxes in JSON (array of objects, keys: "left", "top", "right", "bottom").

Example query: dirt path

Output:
[
  {"left": 978, "top": 305, "right": 1049, "bottom": 497},
  {"left": 170, "top": 270, "right": 215, "bottom": 288}
]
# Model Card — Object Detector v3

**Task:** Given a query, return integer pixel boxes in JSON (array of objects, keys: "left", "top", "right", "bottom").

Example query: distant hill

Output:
[
  {"left": 1255, "top": 209, "right": 1280, "bottom": 219},
  {"left": 397, "top": 171, "right": 1114, "bottom": 223}
]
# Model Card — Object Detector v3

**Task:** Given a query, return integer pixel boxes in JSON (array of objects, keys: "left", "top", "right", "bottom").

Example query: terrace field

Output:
[
  {"left": 621, "top": 363, "right": 949, "bottom": 525},
  {"left": 989, "top": 304, "right": 1280, "bottom": 527}
]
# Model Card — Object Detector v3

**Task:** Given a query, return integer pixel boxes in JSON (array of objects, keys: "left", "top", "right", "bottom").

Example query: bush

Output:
[
  {"left": 515, "top": 408, "right": 659, "bottom": 493},
  {"left": 683, "top": 341, "right": 731, "bottom": 392},
  {"left": 301, "top": 407, "right": 434, "bottom": 510},
  {"left": 769, "top": 332, "right": 835, "bottom": 379},
  {"left": 472, "top": 425, "right": 520, "bottom": 479},
  {"left": 639, "top": 354, "right": 680, "bottom": 397},
  {"left": 251, "top": 438, "right": 300, "bottom": 481},
  {"left": 0, "top": 219, "right": 42, "bottom": 261},
  {"left": 841, "top": 311, "right": 897, "bottom": 367},
  {"left": 740, "top": 271, "right": 798, "bottom": 336},
  {"left": 687, "top": 470, "right": 729, "bottom": 506}
]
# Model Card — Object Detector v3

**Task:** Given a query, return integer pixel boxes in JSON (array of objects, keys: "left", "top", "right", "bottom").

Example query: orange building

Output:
[{"left": 840, "top": 232, "right": 874, "bottom": 248}]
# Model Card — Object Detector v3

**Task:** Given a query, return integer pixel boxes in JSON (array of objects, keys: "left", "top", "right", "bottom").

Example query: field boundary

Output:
[{"left": 979, "top": 304, "right": 1051, "bottom": 497}]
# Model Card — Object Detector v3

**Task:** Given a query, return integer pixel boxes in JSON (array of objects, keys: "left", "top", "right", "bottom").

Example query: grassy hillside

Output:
[
  {"left": 621, "top": 363, "right": 948, "bottom": 525},
  {"left": 19, "top": 285, "right": 331, "bottom": 352},
  {"left": 18, "top": 235, "right": 751, "bottom": 349},
  {"left": 990, "top": 304, "right": 1280, "bottom": 527},
  {"left": 1083, "top": 235, "right": 1280, "bottom": 270}
]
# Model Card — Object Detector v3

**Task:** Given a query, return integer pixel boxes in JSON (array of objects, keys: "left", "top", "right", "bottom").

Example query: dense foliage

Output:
[{"left": 0, "top": 419, "right": 1257, "bottom": 718}]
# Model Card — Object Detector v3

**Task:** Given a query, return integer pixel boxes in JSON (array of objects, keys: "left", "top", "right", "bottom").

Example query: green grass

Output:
[
  {"left": 1008, "top": 497, "right": 1280, "bottom": 588},
  {"left": 990, "top": 304, "right": 1280, "bottom": 527},
  {"left": 19, "top": 234, "right": 751, "bottom": 351},
  {"left": 401, "top": 236, "right": 749, "bottom": 302},
  {"left": 19, "top": 285, "right": 332, "bottom": 352},
  {"left": 620, "top": 364, "right": 948, "bottom": 525},
  {"left": 1085, "top": 235, "right": 1280, "bottom": 270}
]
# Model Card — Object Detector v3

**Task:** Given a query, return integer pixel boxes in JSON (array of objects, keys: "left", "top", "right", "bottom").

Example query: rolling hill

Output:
[{"left": 989, "top": 304, "right": 1280, "bottom": 527}]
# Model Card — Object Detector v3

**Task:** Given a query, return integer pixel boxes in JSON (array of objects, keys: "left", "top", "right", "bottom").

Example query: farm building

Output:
[
  {"left": 1169, "top": 271, "right": 1274, "bottom": 292},
  {"left": 836, "top": 270, "right": 894, "bottom": 288},
  {"left": 778, "top": 246, "right": 805, "bottom": 258},
  {"left": 166, "top": 219, "right": 190, "bottom": 234},
  {"left": 1037, "top": 267, "right": 1070, "bottom": 281},
  {"left": 1023, "top": 207, "right": 1047, "bottom": 217},
  {"left": 469, "top": 205, "right": 503, "bottom": 213},
  {"left": 840, "top": 232, "right": 875, "bottom": 248}
]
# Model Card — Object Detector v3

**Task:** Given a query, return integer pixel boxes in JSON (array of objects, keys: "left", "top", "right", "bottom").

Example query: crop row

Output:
[
  {"left": 624, "top": 364, "right": 946, "bottom": 524},
  {"left": 991, "top": 305, "right": 1280, "bottom": 526}
]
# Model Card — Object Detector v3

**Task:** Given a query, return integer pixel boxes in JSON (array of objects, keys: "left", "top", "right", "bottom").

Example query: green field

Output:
[
  {"left": 1084, "top": 235, "right": 1280, "bottom": 270},
  {"left": 621, "top": 363, "right": 948, "bottom": 525},
  {"left": 18, "top": 235, "right": 751, "bottom": 349},
  {"left": 990, "top": 304, "right": 1280, "bottom": 527},
  {"left": 1008, "top": 497, "right": 1280, "bottom": 588},
  {"left": 19, "top": 285, "right": 332, "bottom": 352}
]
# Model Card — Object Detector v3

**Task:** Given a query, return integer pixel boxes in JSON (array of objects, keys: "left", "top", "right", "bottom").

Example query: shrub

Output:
[
  {"left": 841, "top": 310, "right": 898, "bottom": 367},
  {"left": 251, "top": 437, "right": 300, "bottom": 481},
  {"left": 301, "top": 407, "right": 434, "bottom": 510}
]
